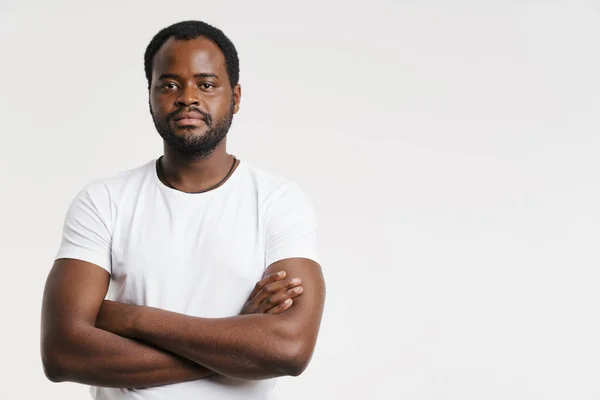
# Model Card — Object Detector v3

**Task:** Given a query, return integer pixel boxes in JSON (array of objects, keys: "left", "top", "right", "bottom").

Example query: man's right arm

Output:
[{"left": 41, "top": 258, "right": 213, "bottom": 388}]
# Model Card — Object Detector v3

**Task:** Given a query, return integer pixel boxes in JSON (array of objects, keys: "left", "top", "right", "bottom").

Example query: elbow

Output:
[
  {"left": 267, "top": 319, "right": 318, "bottom": 378},
  {"left": 41, "top": 329, "right": 79, "bottom": 383},
  {"left": 41, "top": 347, "right": 66, "bottom": 383},
  {"left": 41, "top": 322, "right": 94, "bottom": 383},
  {"left": 43, "top": 365, "right": 65, "bottom": 383},
  {"left": 278, "top": 339, "right": 314, "bottom": 377},
  {"left": 286, "top": 349, "right": 312, "bottom": 377}
]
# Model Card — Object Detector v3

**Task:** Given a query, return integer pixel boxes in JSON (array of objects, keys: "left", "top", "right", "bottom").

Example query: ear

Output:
[{"left": 233, "top": 84, "right": 242, "bottom": 114}]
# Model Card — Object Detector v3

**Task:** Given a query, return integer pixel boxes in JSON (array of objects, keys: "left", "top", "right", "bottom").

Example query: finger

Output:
[
  {"left": 267, "top": 298, "right": 293, "bottom": 314},
  {"left": 259, "top": 285, "right": 304, "bottom": 313},
  {"left": 249, "top": 271, "right": 286, "bottom": 299},
  {"left": 244, "top": 273, "right": 291, "bottom": 313},
  {"left": 255, "top": 277, "right": 302, "bottom": 306}
]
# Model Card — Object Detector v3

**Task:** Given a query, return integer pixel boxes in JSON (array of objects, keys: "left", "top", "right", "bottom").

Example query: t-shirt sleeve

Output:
[
  {"left": 264, "top": 182, "right": 320, "bottom": 268},
  {"left": 55, "top": 181, "right": 113, "bottom": 274}
]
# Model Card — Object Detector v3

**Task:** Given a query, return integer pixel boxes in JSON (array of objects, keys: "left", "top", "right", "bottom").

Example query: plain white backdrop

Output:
[{"left": 1, "top": 0, "right": 600, "bottom": 399}]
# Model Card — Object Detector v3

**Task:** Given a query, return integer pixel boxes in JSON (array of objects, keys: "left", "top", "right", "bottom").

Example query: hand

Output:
[
  {"left": 240, "top": 271, "right": 303, "bottom": 315},
  {"left": 96, "top": 300, "right": 136, "bottom": 337}
]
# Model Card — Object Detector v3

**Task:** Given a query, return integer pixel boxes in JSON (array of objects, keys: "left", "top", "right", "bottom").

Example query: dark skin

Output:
[
  {"left": 41, "top": 37, "right": 326, "bottom": 386},
  {"left": 95, "top": 257, "right": 325, "bottom": 380},
  {"left": 150, "top": 36, "right": 242, "bottom": 192},
  {"left": 41, "top": 260, "right": 303, "bottom": 387}
]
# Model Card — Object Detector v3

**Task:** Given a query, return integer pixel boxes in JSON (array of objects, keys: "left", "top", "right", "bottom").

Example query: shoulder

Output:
[
  {"left": 240, "top": 162, "right": 317, "bottom": 230},
  {"left": 65, "top": 160, "right": 156, "bottom": 222},
  {"left": 241, "top": 162, "right": 313, "bottom": 208},
  {"left": 75, "top": 159, "right": 155, "bottom": 202}
]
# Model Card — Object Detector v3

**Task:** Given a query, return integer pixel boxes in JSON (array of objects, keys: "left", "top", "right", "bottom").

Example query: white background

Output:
[{"left": 1, "top": 0, "right": 599, "bottom": 399}]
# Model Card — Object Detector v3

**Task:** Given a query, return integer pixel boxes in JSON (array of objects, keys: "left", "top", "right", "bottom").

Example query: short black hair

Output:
[{"left": 144, "top": 20, "right": 239, "bottom": 90}]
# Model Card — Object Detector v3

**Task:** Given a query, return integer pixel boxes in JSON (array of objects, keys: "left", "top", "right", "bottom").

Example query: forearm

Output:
[
  {"left": 43, "top": 324, "right": 214, "bottom": 388},
  {"left": 126, "top": 307, "right": 303, "bottom": 380}
]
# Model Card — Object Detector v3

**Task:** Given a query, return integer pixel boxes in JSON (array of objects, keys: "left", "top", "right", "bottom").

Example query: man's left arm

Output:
[{"left": 97, "top": 182, "right": 325, "bottom": 380}]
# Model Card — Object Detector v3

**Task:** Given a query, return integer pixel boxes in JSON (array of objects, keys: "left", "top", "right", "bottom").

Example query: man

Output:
[{"left": 40, "top": 20, "right": 326, "bottom": 400}]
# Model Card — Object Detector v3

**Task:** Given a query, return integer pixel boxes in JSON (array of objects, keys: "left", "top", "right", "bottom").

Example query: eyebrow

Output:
[{"left": 158, "top": 73, "right": 219, "bottom": 80}]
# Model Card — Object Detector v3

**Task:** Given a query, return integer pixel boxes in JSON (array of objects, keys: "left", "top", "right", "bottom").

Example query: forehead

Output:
[{"left": 152, "top": 36, "right": 227, "bottom": 78}]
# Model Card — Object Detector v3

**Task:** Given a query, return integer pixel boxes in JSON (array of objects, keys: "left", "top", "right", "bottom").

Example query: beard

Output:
[{"left": 151, "top": 100, "right": 234, "bottom": 160}]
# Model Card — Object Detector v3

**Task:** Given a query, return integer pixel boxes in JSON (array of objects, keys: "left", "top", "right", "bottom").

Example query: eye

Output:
[
  {"left": 199, "top": 82, "right": 215, "bottom": 90},
  {"left": 161, "top": 82, "right": 179, "bottom": 90}
]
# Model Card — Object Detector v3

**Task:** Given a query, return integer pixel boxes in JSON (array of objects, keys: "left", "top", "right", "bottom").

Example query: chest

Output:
[{"left": 108, "top": 193, "right": 266, "bottom": 317}]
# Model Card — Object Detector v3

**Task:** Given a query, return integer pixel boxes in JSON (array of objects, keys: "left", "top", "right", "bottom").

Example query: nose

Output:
[{"left": 175, "top": 84, "right": 200, "bottom": 107}]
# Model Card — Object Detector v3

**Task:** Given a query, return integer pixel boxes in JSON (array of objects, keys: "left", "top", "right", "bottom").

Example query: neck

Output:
[{"left": 160, "top": 140, "right": 237, "bottom": 193}]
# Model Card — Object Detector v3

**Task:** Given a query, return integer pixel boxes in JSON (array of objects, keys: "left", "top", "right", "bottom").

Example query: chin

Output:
[{"left": 174, "top": 126, "right": 207, "bottom": 137}]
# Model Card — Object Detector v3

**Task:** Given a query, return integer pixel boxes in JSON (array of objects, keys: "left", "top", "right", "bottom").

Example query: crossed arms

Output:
[{"left": 40, "top": 256, "right": 325, "bottom": 388}]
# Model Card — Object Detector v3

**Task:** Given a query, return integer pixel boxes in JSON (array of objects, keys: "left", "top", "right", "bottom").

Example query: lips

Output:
[
  {"left": 171, "top": 111, "right": 207, "bottom": 127},
  {"left": 173, "top": 112, "right": 204, "bottom": 122}
]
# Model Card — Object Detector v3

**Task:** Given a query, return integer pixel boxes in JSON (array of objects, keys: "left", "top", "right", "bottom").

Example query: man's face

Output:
[{"left": 149, "top": 36, "right": 241, "bottom": 158}]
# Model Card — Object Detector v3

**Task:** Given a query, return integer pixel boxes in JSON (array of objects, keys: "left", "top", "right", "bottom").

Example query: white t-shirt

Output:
[{"left": 55, "top": 158, "right": 320, "bottom": 400}]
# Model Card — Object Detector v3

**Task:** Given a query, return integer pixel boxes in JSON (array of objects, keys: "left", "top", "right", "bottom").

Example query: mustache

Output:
[{"left": 168, "top": 107, "right": 213, "bottom": 126}]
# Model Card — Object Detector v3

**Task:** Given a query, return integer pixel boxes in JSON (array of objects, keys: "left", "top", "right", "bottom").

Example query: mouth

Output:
[
  {"left": 171, "top": 111, "right": 207, "bottom": 127},
  {"left": 173, "top": 118, "right": 206, "bottom": 126}
]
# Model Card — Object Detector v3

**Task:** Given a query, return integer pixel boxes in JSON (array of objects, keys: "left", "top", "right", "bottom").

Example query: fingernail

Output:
[
  {"left": 278, "top": 271, "right": 286, "bottom": 277},
  {"left": 291, "top": 278, "right": 301, "bottom": 284},
  {"left": 285, "top": 299, "right": 293, "bottom": 305}
]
